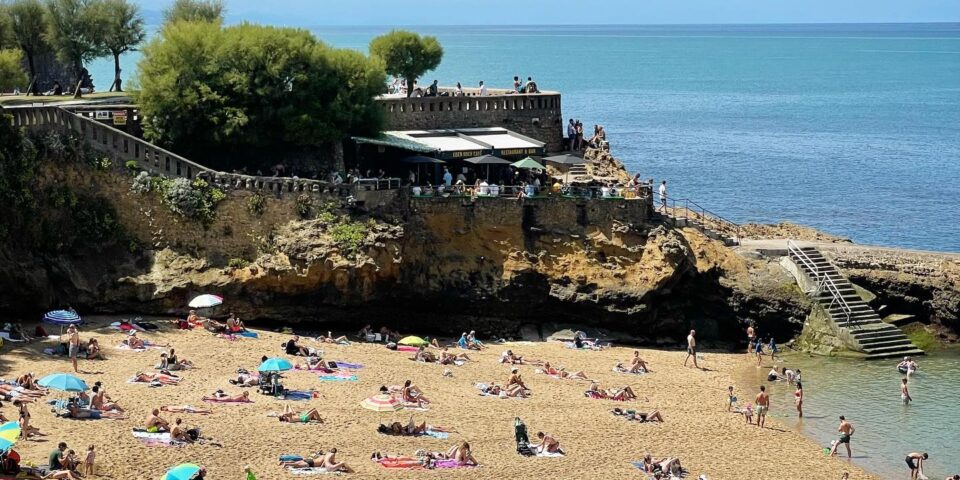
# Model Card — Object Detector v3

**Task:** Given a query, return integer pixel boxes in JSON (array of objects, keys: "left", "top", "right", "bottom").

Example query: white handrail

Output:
[{"left": 787, "top": 240, "right": 854, "bottom": 326}]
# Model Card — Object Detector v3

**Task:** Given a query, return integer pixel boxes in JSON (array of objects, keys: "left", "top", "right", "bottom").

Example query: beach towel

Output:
[
  {"left": 131, "top": 429, "right": 182, "bottom": 447},
  {"left": 613, "top": 366, "right": 646, "bottom": 375},
  {"left": 424, "top": 430, "right": 449, "bottom": 439},
  {"left": 287, "top": 467, "right": 338, "bottom": 475},
  {"left": 331, "top": 361, "right": 363, "bottom": 369},
  {"left": 283, "top": 390, "right": 316, "bottom": 401},
  {"left": 126, "top": 378, "right": 165, "bottom": 387},
  {"left": 317, "top": 375, "right": 358, "bottom": 382},
  {"left": 432, "top": 460, "right": 476, "bottom": 469},
  {"left": 535, "top": 448, "right": 565, "bottom": 458},
  {"left": 237, "top": 331, "right": 259, "bottom": 338},
  {"left": 402, "top": 404, "right": 430, "bottom": 411},
  {"left": 376, "top": 458, "right": 425, "bottom": 469},
  {"left": 216, "top": 333, "right": 240, "bottom": 341},
  {"left": 115, "top": 343, "right": 165, "bottom": 352},
  {"left": 202, "top": 397, "right": 252, "bottom": 404},
  {"left": 396, "top": 345, "right": 419, "bottom": 352}
]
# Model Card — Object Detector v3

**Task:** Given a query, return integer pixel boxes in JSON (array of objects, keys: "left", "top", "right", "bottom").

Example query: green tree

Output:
[
  {"left": 162, "top": 0, "right": 223, "bottom": 25},
  {"left": 96, "top": 0, "right": 144, "bottom": 92},
  {"left": 136, "top": 22, "right": 385, "bottom": 165},
  {"left": 0, "top": 7, "right": 11, "bottom": 48},
  {"left": 44, "top": 0, "right": 107, "bottom": 98},
  {"left": 6, "top": 0, "right": 48, "bottom": 95},
  {"left": 0, "top": 48, "right": 28, "bottom": 91},
  {"left": 369, "top": 30, "right": 443, "bottom": 97}
]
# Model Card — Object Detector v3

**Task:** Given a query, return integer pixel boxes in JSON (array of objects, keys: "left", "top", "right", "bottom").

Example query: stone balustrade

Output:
[{"left": 5, "top": 105, "right": 400, "bottom": 205}]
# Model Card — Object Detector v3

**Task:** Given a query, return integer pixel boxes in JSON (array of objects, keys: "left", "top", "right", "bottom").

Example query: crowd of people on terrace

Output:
[
  {"left": 388, "top": 75, "right": 540, "bottom": 97},
  {"left": 409, "top": 165, "right": 650, "bottom": 200}
]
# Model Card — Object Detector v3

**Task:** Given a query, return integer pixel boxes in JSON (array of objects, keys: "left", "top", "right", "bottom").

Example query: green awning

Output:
[{"left": 352, "top": 133, "right": 436, "bottom": 154}]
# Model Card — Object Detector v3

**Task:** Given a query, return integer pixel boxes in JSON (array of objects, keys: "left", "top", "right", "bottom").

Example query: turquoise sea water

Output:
[
  {"left": 735, "top": 351, "right": 960, "bottom": 479},
  {"left": 87, "top": 23, "right": 960, "bottom": 250}
]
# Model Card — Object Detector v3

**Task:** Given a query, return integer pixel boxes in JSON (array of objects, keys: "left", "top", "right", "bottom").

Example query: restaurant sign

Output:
[
  {"left": 498, "top": 147, "right": 543, "bottom": 157},
  {"left": 449, "top": 150, "right": 485, "bottom": 159},
  {"left": 112, "top": 111, "right": 127, "bottom": 126}
]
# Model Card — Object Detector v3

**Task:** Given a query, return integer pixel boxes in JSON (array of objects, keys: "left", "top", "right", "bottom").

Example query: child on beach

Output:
[
  {"left": 742, "top": 404, "right": 753, "bottom": 424},
  {"left": 83, "top": 445, "right": 95, "bottom": 476},
  {"left": 726, "top": 386, "right": 737, "bottom": 412}
]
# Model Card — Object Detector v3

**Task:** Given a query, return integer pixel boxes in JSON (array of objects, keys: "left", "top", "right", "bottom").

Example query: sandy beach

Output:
[{"left": 0, "top": 316, "right": 876, "bottom": 480}]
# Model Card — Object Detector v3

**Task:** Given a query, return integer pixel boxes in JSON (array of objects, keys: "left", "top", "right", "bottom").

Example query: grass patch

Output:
[{"left": 902, "top": 323, "right": 940, "bottom": 351}]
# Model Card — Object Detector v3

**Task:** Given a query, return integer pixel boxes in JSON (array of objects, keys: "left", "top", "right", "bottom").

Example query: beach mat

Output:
[
  {"left": 202, "top": 398, "right": 252, "bottom": 404},
  {"left": 317, "top": 375, "right": 358, "bottom": 382},
  {"left": 331, "top": 361, "right": 363, "bottom": 369},
  {"left": 131, "top": 429, "right": 181, "bottom": 447},
  {"left": 287, "top": 467, "right": 338, "bottom": 475},
  {"left": 237, "top": 331, "right": 259, "bottom": 338}
]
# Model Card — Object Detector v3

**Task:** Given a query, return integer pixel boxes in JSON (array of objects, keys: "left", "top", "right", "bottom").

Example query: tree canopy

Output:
[
  {"left": 136, "top": 22, "right": 386, "bottom": 166},
  {"left": 43, "top": 0, "right": 106, "bottom": 91},
  {"left": 162, "top": 0, "right": 223, "bottom": 25},
  {"left": 369, "top": 30, "right": 443, "bottom": 97},
  {"left": 95, "top": 0, "right": 144, "bottom": 91},
  {"left": 4, "top": 0, "right": 48, "bottom": 94},
  {"left": 0, "top": 48, "right": 27, "bottom": 90}
]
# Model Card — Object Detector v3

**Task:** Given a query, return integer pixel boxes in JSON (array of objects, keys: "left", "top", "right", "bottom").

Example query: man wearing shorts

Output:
[
  {"left": 67, "top": 325, "right": 80, "bottom": 373},
  {"left": 683, "top": 330, "right": 698, "bottom": 369},
  {"left": 829, "top": 416, "right": 855, "bottom": 458},
  {"left": 905, "top": 452, "right": 928, "bottom": 480},
  {"left": 755, "top": 385, "right": 770, "bottom": 428}
]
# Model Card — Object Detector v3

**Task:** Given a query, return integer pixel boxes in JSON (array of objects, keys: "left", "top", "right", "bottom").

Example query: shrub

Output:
[
  {"left": 125, "top": 160, "right": 140, "bottom": 171},
  {"left": 157, "top": 177, "right": 226, "bottom": 224},
  {"left": 295, "top": 194, "right": 311, "bottom": 219},
  {"left": 329, "top": 221, "right": 367, "bottom": 259},
  {"left": 227, "top": 257, "right": 250, "bottom": 269},
  {"left": 131, "top": 171, "right": 152, "bottom": 193},
  {"left": 247, "top": 192, "right": 265, "bottom": 216}
]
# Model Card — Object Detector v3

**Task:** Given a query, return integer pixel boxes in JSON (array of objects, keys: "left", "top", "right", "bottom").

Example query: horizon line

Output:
[{"left": 235, "top": 21, "right": 960, "bottom": 27}]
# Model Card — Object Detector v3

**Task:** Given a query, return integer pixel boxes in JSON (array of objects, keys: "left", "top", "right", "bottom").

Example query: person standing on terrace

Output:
[{"left": 479, "top": 80, "right": 488, "bottom": 96}]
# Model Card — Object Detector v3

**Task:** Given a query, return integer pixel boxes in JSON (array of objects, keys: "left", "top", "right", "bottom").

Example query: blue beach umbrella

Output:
[
  {"left": 37, "top": 373, "right": 88, "bottom": 392},
  {"left": 43, "top": 310, "right": 82, "bottom": 326},
  {"left": 162, "top": 463, "right": 202, "bottom": 480},
  {"left": 258, "top": 357, "right": 293, "bottom": 372}
]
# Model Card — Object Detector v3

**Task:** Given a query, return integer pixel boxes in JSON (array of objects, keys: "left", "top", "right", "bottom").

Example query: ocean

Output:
[{"left": 87, "top": 23, "right": 960, "bottom": 251}]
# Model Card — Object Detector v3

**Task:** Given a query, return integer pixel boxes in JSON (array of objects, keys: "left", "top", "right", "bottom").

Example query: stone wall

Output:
[{"left": 377, "top": 91, "right": 564, "bottom": 152}]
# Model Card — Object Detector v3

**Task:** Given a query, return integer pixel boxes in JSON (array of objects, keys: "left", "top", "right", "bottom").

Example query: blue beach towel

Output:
[
  {"left": 317, "top": 375, "right": 358, "bottom": 382},
  {"left": 280, "top": 455, "right": 303, "bottom": 462},
  {"left": 425, "top": 430, "right": 449, "bottom": 439},
  {"left": 237, "top": 331, "right": 259, "bottom": 338},
  {"left": 283, "top": 391, "right": 315, "bottom": 401}
]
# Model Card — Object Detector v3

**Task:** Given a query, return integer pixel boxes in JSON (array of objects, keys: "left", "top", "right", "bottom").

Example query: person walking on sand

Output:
[
  {"left": 726, "top": 386, "right": 737, "bottom": 412},
  {"left": 683, "top": 330, "right": 698, "bottom": 368},
  {"left": 755, "top": 385, "right": 770, "bottom": 428},
  {"left": 67, "top": 325, "right": 80, "bottom": 373},
  {"left": 901, "top": 378, "right": 913, "bottom": 405},
  {"left": 795, "top": 382, "right": 804, "bottom": 418},
  {"left": 746, "top": 324, "right": 755, "bottom": 354},
  {"left": 829, "top": 416, "right": 855, "bottom": 458},
  {"left": 906, "top": 452, "right": 929, "bottom": 480}
]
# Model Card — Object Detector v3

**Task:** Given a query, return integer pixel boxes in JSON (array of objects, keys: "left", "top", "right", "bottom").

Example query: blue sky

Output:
[{"left": 136, "top": 0, "right": 960, "bottom": 26}]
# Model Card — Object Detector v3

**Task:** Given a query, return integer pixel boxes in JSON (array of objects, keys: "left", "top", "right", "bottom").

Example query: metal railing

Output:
[
  {"left": 787, "top": 240, "right": 854, "bottom": 326},
  {"left": 656, "top": 193, "right": 742, "bottom": 244},
  {"left": 408, "top": 183, "right": 652, "bottom": 200}
]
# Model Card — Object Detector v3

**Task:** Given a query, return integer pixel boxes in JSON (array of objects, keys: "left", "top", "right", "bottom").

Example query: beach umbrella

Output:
[
  {"left": 511, "top": 157, "right": 545, "bottom": 170},
  {"left": 464, "top": 154, "right": 510, "bottom": 181},
  {"left": 257, "top": 357, "right": 293, "bottom": 372},
  {"left": 400, "top": 155, "right": 445, "bottom": 164},
  {"left": 360, "top": 394, "right": 403, "bottom": 413},
  {"left": 43, "top": 310, "right": 82, "bottom": 326},
  {"left": 188, "top": 294, "right": 223, "bottom": 309},
  {"left": 37, "top": 373, "right": 88, "bottom": 392},
  {"left": 541, "top": 153, "right": 585, "bottom": 166},
  {"left": 397, "top": 336, "right": 428, "bottom": 347},
  {"left": 162, "top": 463, "right": 202, "bottom": 480},
  {"left": 0, "top": 421, "right": 21, "bottom": 452}
]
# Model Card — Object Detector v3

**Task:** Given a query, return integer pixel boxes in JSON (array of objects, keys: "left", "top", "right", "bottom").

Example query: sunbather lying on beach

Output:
[
  {"left": 0, "top": 384, "right": 44, "bottom": 401},
  {"left": 439, "top": 347, "right": 470, "bottom": 365},
  {"left": 203, "top": 390, "right": 251, "bottom": 402},
  {"left": 499, "top": 350, "right": 543, "bottom": 365},
  {"left": 278, "top": 404, "right": 324, "bottom": 423},
  {"left": 586, "top": 382, "right": 637, "bottom": 401},
  {"left": 541, "top": 362, "right": 590, "bottom": 380},
  {"left": 612, "top": 407, "right": 664, "bottom": 423},
  {"left": 377, "top": 415, "right": 454, "bottom": 436},
  {"left": 316, "top": 331, "right": 348, "bottom": 344},
  {"left": 145, "top": 408, "right": 170, "bottom": 432},
  {"left": 161, "top": 405, "right": 212, "bottom": 414},
  {"left": 229, "top": 372, "right": 259, "bottom": 387},
  {"left": 158, "top": 349, "right": 193, "bottom": 371},
  {"left": 204, "top": 318, "right": 226, "bottom": 334},
  {"left": 411, "top": 346, "right": 438, "bottom": 363},
  {"left": 280, "top": 448, "right": 353, "bottom": 472},
  {"left": 65, "top": 402, "right": 125, "bottom": 420},
  {"left": 42, "top": 470, "right": 79, "bottom": 479},
  {"left": 639, "top": 454, "right": 682, "bottom": 476},
  {"left": 295, "top": 356, "right": 329, "bottom": 371},
  {"left": 131, "top": 371, "right": 180, "bottom": 385},
  {"left": 478, "top": 382, "right": 527, "bottom": 398}
]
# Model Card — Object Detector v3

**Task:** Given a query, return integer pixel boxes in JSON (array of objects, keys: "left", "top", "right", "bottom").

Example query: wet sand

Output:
[{"left": 0, "top": 317, "right": 876, "bottom": 479}]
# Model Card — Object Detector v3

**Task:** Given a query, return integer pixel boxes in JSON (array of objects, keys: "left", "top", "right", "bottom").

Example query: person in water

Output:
[
  {"left": 901, "top": 378, "right": 913, "bottom": 405},
  {"left": 794, "top": 382, "right": 803, "bottom": 418},
  {"left": 905, "top": 452, "right": 928, "bottom": 480},
  {"left": 828, "top": 416, "right": 855, "bottom": 458}
]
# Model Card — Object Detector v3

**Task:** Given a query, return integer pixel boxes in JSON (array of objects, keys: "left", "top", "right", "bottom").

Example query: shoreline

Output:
[{"left": 1, "top": 315, "right": 876, "bottom": 479}]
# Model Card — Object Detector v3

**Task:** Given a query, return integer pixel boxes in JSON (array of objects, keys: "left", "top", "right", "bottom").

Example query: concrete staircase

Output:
[
  {"left": 788, "top": 243, "right": 923, "bottom": 360},
  {"left": 654, "top": 208, "right": 739, "bottom": 246}
]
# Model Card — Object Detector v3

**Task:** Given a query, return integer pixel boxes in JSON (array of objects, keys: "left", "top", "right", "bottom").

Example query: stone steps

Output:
[{"left": 788, "top": 245, "right": 922, "bottom": 360}]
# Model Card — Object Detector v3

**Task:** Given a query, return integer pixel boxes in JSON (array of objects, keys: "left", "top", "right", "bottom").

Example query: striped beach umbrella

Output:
[
  {"left": 0, "top": 421, "right": 21, "bottom": 451},
  {"left": 360, "top": 394, "right": 403, "bottom": 413},
  {"left": 43, "top": 310, "right": 82, "bottom": 325},
  {"left": 188, "top": 294, "right": 223, "bottom": 309}
]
